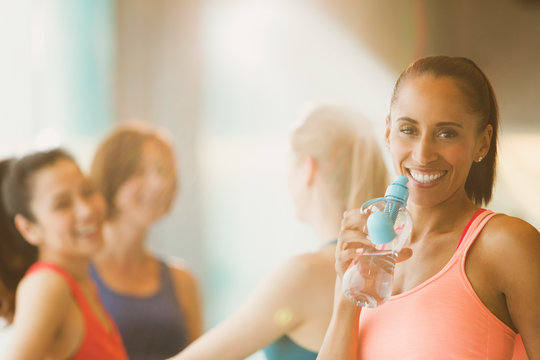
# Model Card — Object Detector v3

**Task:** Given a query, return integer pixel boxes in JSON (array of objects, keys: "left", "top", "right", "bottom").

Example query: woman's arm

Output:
[
  {"left": 316, "top": 209, "right": 412, "bottom": 360},
  {"left": 3, "top": 271, "right": 73, "bottom": 360},
  {"left": 317, "top": 278, "right": 361, "bottom": 360},
  {"left": 489, "top": 217, "right": 540, "bottom": 358},
  {"left": 169, "top": 262, "right": 204, "bottom": 342},
  {"left": 170, "top": 255, "right": 319, "bottom": 360},
  {"left": 316, "top": 210, "right": 366, "bottom": 360}
]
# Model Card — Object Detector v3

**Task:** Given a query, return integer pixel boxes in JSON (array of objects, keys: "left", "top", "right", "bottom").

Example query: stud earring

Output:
[{"left": 477, "top": 156, "right": 483, "bottom": 162}]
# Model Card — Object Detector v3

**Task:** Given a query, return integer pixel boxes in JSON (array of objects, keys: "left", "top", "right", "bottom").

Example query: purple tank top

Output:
[{"left": 89, "top": 260, "right": 189, "bottom": 360}]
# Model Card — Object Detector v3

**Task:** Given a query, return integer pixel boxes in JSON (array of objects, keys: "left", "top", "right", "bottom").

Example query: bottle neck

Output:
[{"left": 361, "top": 197, "right": 406, "bottom": 212}]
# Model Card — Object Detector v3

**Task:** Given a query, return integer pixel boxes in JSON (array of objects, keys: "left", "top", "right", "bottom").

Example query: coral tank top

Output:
[
  {"left": 358, "top": 209, "right": 517, "bottom": 359},
  {"left": 27, "top": 262, "right": 127, "bottom": 360}
]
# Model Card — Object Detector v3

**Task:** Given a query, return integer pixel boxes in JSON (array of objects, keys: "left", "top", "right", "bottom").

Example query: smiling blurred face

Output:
[
  {"left": 113, "top": 139, "right": 177, "bottom": 225},
  {"left": 28, "top": 159, "right": 106, "bottom": 259},
  {"left": 386, "top": 74, "right": 490, "bottom": 208}
]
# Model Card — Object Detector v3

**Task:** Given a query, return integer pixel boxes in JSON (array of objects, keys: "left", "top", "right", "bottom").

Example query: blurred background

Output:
[{"left": 1, "top": 0, "right": 539, "bottom": 358}]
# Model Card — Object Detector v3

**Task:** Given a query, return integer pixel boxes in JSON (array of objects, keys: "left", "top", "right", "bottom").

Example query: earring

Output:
[{"left": 477, "top": 156, "right": 483, "bottom": 162}]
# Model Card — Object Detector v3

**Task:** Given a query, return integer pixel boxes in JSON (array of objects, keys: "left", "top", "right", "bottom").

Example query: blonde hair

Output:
[
  {"left": 90, "top": 121, "right": 178, "bottom": 218},
  {"left": 291, "top": 105, "right": 388, "bottom": 210}
]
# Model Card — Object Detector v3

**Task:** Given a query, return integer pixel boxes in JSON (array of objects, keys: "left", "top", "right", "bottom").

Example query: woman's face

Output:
[
  {"left": 114, "top": 139, "right": 177, "bottom": 225},
  {"left": 26, "top": 159, "right": 106, "bottom": 259},
  {"left": 385, "top": 74, "right": 491, "bottom": 208}
]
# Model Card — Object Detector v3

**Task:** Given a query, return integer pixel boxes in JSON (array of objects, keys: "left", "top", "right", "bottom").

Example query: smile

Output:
[
  {"left": 76, "top": 224, "right": 99, "bottom": 237},
  {"left": 409, "top": 169, "right": 446, "bottom": 184}
]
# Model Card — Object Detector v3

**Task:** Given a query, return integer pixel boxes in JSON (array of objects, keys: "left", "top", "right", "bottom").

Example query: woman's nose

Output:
[
  {"left": 75, "top": 197, "right": 93, "bottom": 219},
  {"left": 412, "top": 135, "right": 438, "bottom": 165}
]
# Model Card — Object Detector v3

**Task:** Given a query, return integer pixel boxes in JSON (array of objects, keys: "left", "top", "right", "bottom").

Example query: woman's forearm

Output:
[{"left": 317, "top": 278, "right": 360, "bottom": 360}]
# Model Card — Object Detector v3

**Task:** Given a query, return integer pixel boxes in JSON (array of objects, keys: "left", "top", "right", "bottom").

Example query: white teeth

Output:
[
  {"left": 410, "top": 170, "right": 444, "bottom": 184},
  {"left": 78, "top": 224, "right": 97, "bottom": 236}
]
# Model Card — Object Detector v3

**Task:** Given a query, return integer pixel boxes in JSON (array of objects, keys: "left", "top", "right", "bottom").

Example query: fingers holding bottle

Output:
[{"left": 335, "top": 209, "right": 373, "bottom": 278}]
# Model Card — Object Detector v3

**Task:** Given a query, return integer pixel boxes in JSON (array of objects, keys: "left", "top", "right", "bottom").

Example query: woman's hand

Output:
[{"left": 336, "top": 209, "right": 412, "bottom": 279}]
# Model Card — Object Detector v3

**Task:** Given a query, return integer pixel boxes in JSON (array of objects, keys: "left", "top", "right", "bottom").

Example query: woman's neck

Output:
[
  {"left": 95, "top": 217, "right": 151, "bottom": 267},
  {"left": 408, "top": 190, "right": 479, "bottom": 243},
  {"left": 38, "top": 252, "right": 90, "bottom": 281},
  {"left": 308, "top": 190, "right": 343, "bottom": 247}
]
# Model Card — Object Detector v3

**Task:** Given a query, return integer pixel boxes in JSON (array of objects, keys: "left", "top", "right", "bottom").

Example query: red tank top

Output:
[
  {"left": 26, "top": 262, "right": 128, "bottom": 360},
  {"left": 357, "top": 209, "right": 517, "bottom": 359}
]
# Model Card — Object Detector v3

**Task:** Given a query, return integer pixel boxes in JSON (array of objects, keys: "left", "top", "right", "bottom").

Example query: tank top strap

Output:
[
  {"left": 27, "top": 262, "right": 128, "bottom": 359},
  {"left": 90, "top": 259, "right": 173, "bottom": 296},
  {"left": 456, "top": 209, "right": 499, "bottom": 257},
  {"left": 158, "top": 259, "right": 177, "bottom": 297},
  {"left": 88, "top": 262, "right": 103, "bottom": 287},
  {"left": 27, "top": 262, "right": 113, "bottom": 331},
  {"left": 27, "top": 262, "right": 90, "bottom": 310}
]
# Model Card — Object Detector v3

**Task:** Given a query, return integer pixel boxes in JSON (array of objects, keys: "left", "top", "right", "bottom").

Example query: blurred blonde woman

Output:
[
  {"left": 89, "top": 123, "right": 202, "bottom": 360},
  {"left": 173, "top": 105, "right": 389, "bottom": 360}
]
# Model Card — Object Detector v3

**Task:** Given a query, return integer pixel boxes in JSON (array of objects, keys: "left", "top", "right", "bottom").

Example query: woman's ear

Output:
[
  {"left": 306, "top": 156, "right": 317, "bottom": 186},
  {"left": 384, "top": 115, "right": 391, "bottom": 149},
  {"left": 14, "top": 214, "right": 41, "bottom": 246},
  {"left": 475, "top": 124, "right": 493, "bottom": 161}
]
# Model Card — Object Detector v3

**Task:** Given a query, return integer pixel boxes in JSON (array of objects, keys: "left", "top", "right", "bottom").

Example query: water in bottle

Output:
[{"left": 342, "top": 175, "right": 412, "bottom": 307}]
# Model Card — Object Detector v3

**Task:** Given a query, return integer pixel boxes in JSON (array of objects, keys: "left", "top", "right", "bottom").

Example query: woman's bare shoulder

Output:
[
  {"left": 266, "top": 249, "right": 336, "bottom": 298},
  {"left": 18, "top": 269, "right": 72, "bottom": 301},
  {"left": 483, "top": 213, "right": 539, "bottom": 248},
  {"left": 166, "top": 257, "right": 195, "bottom": 278},
  {"left": 163, "top": 257, "right": 199, "bottom": 295},
  {"left": 478, "top": 213, "right": 540, "bottom": 275},
  {"left": 14, "top": 269, "right": 73, "bottom": 332}
]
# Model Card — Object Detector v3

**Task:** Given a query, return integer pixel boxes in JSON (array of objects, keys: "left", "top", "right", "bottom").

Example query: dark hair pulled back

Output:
[
  {"left": 391, "top": 56, "right": 499, "bottom": 205},
  {"left": 0, "top": 148, "right": 74, "bottom": 321}
]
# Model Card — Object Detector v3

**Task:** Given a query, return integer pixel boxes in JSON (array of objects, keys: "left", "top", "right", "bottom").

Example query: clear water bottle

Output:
[{"left": 342, "top": 175, "right": 412, "bottom": 307}]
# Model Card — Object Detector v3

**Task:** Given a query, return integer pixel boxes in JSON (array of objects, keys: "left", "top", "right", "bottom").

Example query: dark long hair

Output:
[
  {"left": 391, "top": 56, "right": 499, "bottom": 205},
  {"left": 0, "top": 149, "right": 74, "bottom": 321}
]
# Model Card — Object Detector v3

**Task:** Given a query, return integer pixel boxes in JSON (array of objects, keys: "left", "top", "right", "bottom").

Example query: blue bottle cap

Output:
[
  {"left": 385, "top": 175, "right": 409, "bottom": 204},
  {"left": 367, "top": 211, "right": 395, "bottom": 245}
]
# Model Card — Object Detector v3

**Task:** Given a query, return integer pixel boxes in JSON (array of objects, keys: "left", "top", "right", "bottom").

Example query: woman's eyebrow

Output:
[
  {"left": 396, "top": 116, "right": 417, "bottom": 123},
  {"left": 436, "top": 121, "right": 463, "bottom": 128},
  {"left": 396, "top": 117, "right": 463, "bottom": 128}
]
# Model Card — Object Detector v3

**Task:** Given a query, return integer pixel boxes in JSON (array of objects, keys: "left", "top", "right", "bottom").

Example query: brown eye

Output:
[
  {"left": 400, "top": 126, "right": 416, "bottom": 135},
  {"left": 437, "top": 129, "right": 458, "bottom": 139},
  {"left": 55, "top": 199, "right": 72, "bottom": 210}
]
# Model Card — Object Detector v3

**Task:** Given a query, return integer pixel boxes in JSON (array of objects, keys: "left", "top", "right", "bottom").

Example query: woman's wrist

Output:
[{"left": 333, "top": 277, "right": 361, "bottom": 316}]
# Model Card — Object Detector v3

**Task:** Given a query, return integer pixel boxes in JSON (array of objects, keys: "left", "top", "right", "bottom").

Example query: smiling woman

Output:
[
  {"left": 0, "top": 149, "right": 128, "bottom": 359},
  {"left": 317, "top": 56, "right": 540, "bottom": 360},
  {"left": 387, "top": 57, "right": 498, "bottom": 207},
  {"left": 88, "top": 123, "right": 203, "bottom": 360},
  {"left": 386, "top": 74, "right": 493, "bottom": 208}
]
